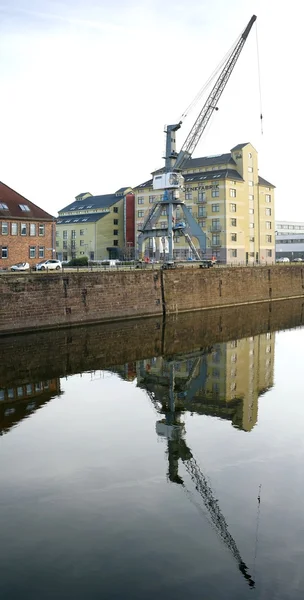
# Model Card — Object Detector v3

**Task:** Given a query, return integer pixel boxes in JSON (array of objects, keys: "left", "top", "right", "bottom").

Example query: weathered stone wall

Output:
[{"left": 1, "top": 266, "right": 304, "bottom": 334}]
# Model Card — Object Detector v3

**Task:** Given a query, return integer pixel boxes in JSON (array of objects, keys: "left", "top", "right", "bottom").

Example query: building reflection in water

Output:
[
  {"left": 0, "top": 379, "right": 61, "bottom": 436},
  {"left": 136, "top": 331, "right": 275, "bottom": 432}
]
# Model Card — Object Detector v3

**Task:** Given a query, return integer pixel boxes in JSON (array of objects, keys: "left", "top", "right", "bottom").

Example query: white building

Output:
[{"left": 275, "top": 221, "right": 304, "bottom": 260}]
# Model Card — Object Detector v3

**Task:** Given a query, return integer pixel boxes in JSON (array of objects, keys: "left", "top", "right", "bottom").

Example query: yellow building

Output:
[
  {"left": 56, "top": 188, "right": 134, "bottom": 261},
  {"left": 134, "top": 143, "right": 275, "bottom": 264}
]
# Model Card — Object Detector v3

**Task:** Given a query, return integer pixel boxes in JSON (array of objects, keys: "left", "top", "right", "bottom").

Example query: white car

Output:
[
  {"left": 276, "top": 257, "right": 290, "bottom": 263},
  {"left": 11, "top": 262, "right": 30, "bottom": 271},
  {"left": 35, "top": 259, "right": 62, "bottom": 271}
]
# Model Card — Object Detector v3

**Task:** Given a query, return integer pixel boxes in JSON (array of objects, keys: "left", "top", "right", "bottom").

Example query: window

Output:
[
  {"left": 212, "top": 204, "right": 220, "bottom": 212},
  {"left": 63, "top": 241, "right": 67, "bottom": 249},
  {"left": 248, "top": 181, "right": 254, "bottom": 186},
  {"left": 113, "top": 207, "right": 119, "bottom": 213},
  {"left": 212, "top": 234, "right": 220, "bottom": 246},
  {"left": 30, "top": 223, "right": 36, "bottom": 236},
  {"left": 80, "top": 240, "right": 85, "bottom": 246},
  {"left": 138, "top": 197, "right": 144, "bottom": 204},
  {"left": 11, "top": 223, "right": 18, "bottom": 235},
  {"left": 21, "top": 223, "right": 27, "bottom": 235},
  {"left": 19, "top": 204, "right": 30, "bottom": 212},
  {"left": 249, "top": 208, "right": 254, "bottom": 214},
  {"left": 249, "top": 194, "right": 254, "bottom": 200},
  {"left": 39, "top": 224, "right": 45, "bottom": 236},
  {"left": 231, "top": 233, "right": 237, "bottom": 242},
  {"left": 249, "top": 252, "right": 255, "bottom": 258},
  {"left": 266, "top": 235, "right": 272, "bottom": 243},
  {"left": 1, "top": 246, "right": 8, "bottom": 258},
  {"left": 248, "top": 152, "right": 252, "bottom": 158},
  {"left": 80, "top": 229, "right": 85, "bottom": 235},
  {"left": 265, "top": 194, "right": 271, "bottom": 203},
  {"left": 212, "top": 219, "right": 220, "bottom": 231},
  {"left": 249, "top": 223, "right": 254, "bottom": 228},
  {"left": 161, "top": 222, "right": 167, "bottom": 229},
  {"left": 71, "top": 240, "right": 76, "bottom": 249},
  {"left": 230, "top": 188, "right": 236, "bottom": 197},
  {"left": 267, "top": 249, "right": 272, "bottom": 257},
  {"left": 266, "top": 221, "right": 272, "bottom": 229},
  {"left": 230, "top": 203, "right": 236, "bottom": 212},
  {"left": 198, "top": 192, "right": 206, "bottom": 202},
  {"left": 0, "top": 203, "right": 8, "bottom": 210},
  {"left": 138, "top": 211, "right": 144, "bottom": 218},
  {"left": 149, "top": 195, "right": 155, "bottom": 203},
  {"left": 1, "top": 222, "right": 8, "bottom": 235},
  {"left": 230, "top": 218, "right": 237, "bottom": 227},
  {"left": 198, "top": 206, "right": 206, "bottom": 217},
  {"left": 113, "top": 229, "right": 118, "bottom": 235},
  {"left": 71, "top": 230, "right": 76, "bottom": 239},
  {"left": 56, "top": 241, "right": 59, "bottom": 247},
  {"left": 249, "top": 236, "right": 255, "bottom": 242},
  {"left": 161, "top": 209, "right": 167, "bottom": 216},
  {"left": 113, "top": 240, "right": 118, "bottom": 246},
  {"left": 248, "top": 166, "right": 253, "bottom": 172},
  {"left": 231, "top": 249, "right": 237, "bottom": 258},
  {"left": 29, "top": 246, "right": 36, "bottom": 258},
  {"left": 113, "top": 219, "right": 118, "bottom": 225},
  {"left": 212, "top": 190, "right": 219, "bottom": 197},
  {"left": 185, "top": 191, "right": 192, "bottom": 200},
  {"left": 265, "top": 208, "right": 271, "bottom": 216},
  {"left": 63, "top": 230, "right": 68, "bottom": 239}
]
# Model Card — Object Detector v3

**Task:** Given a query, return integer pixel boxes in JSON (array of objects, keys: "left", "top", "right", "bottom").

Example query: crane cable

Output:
[
  {"left": 179, "top": 34, "right": 241, "bottom": 122},
  {"left": 255, "top": 22, "right": 263, "bottom": 134}
]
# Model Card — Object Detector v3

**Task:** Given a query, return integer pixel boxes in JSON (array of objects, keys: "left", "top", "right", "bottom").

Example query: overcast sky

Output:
[{"left": 0, "top": 0, "right": 302, "bottom": 218}]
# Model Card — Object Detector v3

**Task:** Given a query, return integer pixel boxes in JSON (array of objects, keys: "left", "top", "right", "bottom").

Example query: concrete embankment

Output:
[{"left": 1, "top": 265, "right": 304, "bottom": 334}]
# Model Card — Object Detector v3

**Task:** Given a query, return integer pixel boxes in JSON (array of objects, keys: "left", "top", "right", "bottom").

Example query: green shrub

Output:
[{"left": 68, "top": 256, "right": 88, "bottom": 267}]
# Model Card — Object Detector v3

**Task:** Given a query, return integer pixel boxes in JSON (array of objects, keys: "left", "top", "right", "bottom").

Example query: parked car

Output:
[
  {"left": 293, "top": 257, "right": 303, "bottom": 262},
  {"left": 35, "top": 259, "right": 62, "bottom": 271},
  {"left": 276, "top": 257, "right": 290, "bottom": 263},
  {"left": 10, "top": 262, "right": 30, "bottom": 271}
]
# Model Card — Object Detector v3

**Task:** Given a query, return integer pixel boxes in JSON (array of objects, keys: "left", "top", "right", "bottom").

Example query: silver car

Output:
[
  {"left": 11, "top": 262, "right": 30, "bottom": 271},
  {"left": 35, "top": 259, "right": 62, "bottom": 271}
]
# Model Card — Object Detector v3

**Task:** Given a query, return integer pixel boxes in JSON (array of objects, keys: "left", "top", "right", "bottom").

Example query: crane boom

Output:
[{"left": 173, "top": 14, "right": 257, "bottom": 171}]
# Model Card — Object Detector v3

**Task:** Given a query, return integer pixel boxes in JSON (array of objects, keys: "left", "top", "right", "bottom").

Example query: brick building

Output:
[{"left": 0, "top": 181, "right": 55, "bottom": 268}]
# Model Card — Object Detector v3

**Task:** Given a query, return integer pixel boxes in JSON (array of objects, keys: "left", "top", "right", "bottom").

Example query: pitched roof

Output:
[
  {"left": 230, "top": 143, "right": 250, "bottom": 151},
  {"left": 184, "top": 168, "right": 243, "bottom": 183},
  {"left": 57, "top": 212, "right": 109, "bottom": 225},
  {"left": 0, "top": 181, "right": 54, "bottom": 220},
  {"left": 59, "top": 193, "right": 123, "bottom": 214},
  {"left": 134, "top": 179, "right": 153, "bottom": 190},
  {"left": 258, "top": 175, "right": 275, "bottom": 188},
  {"left": 183, "top": 153, "right": 236, "bottom": 169}
]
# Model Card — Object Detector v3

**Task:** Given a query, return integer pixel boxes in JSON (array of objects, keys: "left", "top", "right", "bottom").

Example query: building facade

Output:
[
  {"left": 56, "top": 188, "right": 135, "bottom": 261},
  {"left": 134, "top": 143, "right": 275, "bottom": 264},
  {"left": 275, "top": 221, "right": 304, "bottom": 260},
  {"left": 0, "top": 181, "right": 55, "bottom": 268}
]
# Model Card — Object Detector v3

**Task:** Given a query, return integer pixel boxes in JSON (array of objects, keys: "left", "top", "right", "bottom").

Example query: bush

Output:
[{"left": 67, "top": 256, "right": 88, "bottom": 267}]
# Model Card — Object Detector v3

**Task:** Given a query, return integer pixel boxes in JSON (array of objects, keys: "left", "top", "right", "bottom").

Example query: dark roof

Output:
[
  {"left": 59, "top": 193, "right": 124, "bottom": 214},
  {"left": 230, "top": 143, "right": 250, "bottom": 151},
  {"left": 184, "top": 169, "right": 243, "bottom": 183},
  {"left": 258, "top": 175, "right": 275, "bottom": 188},
  {"left": 134, "top": 179, "right": 153, "bottom": 190},
  {"left": 75, "top": 192, "right": 91, "bottom": 198},
  {"left": 183, "top": 153, "right": 236, "bottom": 168},
  {"left": 115, "top": 187, "right": 130, "bottom": 194},
  {"left": 57, "top": 213, "right": 109, "bottom": 225},
  {"left": 0, "top": 181, "right": 54, "bottom": 220}
]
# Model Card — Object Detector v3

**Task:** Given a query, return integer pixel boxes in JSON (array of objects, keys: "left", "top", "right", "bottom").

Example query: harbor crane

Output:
[{"left": 138, "top": 15, "right": 257, "bottom": 265}]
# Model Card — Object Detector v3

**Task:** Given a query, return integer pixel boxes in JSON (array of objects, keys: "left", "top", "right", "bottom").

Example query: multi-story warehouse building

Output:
[
  {"left": 0, "top": 181, "right": 55, "bottom": 268},
  {"left": 56, "top": 188, "right": 135, "bottom": 261},
  {"left": 134, "top": 142, "right": 275, "bottom": 264}
]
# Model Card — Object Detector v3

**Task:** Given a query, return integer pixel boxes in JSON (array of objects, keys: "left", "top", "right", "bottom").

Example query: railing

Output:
[{"left": 210, "top": 225, "right": 222, "bottom": 233}]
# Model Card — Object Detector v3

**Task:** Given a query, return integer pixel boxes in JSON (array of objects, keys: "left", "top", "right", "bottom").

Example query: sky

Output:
[{"left": 0, "top": 0, "right": 302, "bottom": 218}]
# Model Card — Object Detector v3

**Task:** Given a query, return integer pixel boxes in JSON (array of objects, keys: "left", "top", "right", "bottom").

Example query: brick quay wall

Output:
[{"left": 1, "top": 266, "right": 304, "bottom": 334}]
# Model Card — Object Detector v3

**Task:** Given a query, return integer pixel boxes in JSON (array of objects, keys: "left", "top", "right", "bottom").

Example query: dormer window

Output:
[
  {"left": 0, "top": 203, "right": 8, "bottom": 210},
  {"left": 19, "top": 204, "right": 30, "bottom": 211}
]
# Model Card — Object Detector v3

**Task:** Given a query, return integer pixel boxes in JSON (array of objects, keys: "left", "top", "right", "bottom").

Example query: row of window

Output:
[
  {"left": 0, "top": 222, "right": 45, "bottom": 236},
  {"left": 230, "top": 249, "right": 273, "bottom": 258},
  {"left": 278, "top": 238, "right": 304, "bottom": 244},
  {"left": 0, "top": 380, "right": 51, "bottom": 402},
  {"left": 0, "top": 246, "right": 45, "bottom": 259},
  {"left": 137, "top": 192, "right": 271, "bottom": 206},
  {"left": 0, "top": 202, "right": 31, "bottom": 212}
]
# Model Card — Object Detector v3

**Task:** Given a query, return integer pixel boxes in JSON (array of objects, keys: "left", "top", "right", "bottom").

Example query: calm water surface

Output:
[{"left": 1, "top": 316, "right": 304, "bottom": 599}]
